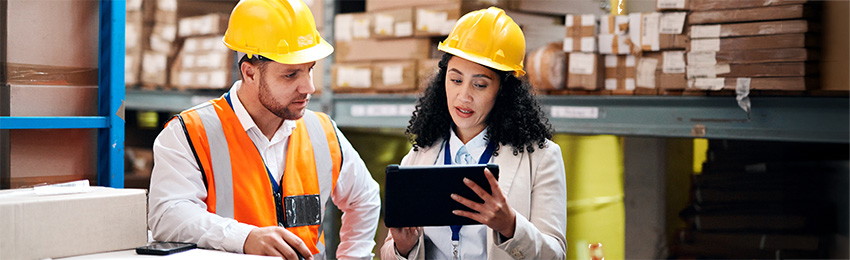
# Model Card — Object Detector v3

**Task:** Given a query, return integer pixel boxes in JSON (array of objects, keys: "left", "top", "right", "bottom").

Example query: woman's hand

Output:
[
  {"left": 389, "top": 227, "right": 421, "bottom": 257},
  {"left": 451, "top": 168, "right": 517, "bottom": 238}
]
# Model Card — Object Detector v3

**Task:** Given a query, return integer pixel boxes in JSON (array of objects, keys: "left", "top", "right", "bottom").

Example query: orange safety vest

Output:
[{"left": 169, "top": 94, "right": 341, "bottom": 256}]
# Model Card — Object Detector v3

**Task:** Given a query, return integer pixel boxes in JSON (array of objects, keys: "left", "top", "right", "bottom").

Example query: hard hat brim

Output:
[
  {"left": 224, "top": 37, "right": 334, "bottom": 65},
  {"left": 438, "top": 43, "right": 526, "bottom": 77}
]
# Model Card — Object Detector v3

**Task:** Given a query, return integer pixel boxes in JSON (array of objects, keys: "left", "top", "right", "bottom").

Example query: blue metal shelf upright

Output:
[{"left": 0, "top": 0, "right": 125, "bottom": 187}]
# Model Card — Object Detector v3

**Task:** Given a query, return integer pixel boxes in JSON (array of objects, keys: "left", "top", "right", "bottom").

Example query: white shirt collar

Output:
[
  {"left": 228, "top": 81, "right": 297, "bottom": 140},
  {"left": 448, "top": 127, "right": 489, "bottom": 162}
]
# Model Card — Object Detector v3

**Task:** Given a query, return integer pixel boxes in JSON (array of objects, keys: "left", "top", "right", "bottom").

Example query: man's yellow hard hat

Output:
[
  {"left": 438, "top": 7, "right": 526, "bottom": 76},
  {"left": 223, "top": 0, "right": 333, "bottom": 64}
]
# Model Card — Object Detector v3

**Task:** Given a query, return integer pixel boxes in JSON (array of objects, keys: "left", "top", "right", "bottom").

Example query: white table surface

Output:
[{"left": 56, "top": 249, "right": 281, "bottom": 260}]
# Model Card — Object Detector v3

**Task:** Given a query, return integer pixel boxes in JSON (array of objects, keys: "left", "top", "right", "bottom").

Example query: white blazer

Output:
[{"left": 381, "top": 138, "right": 567, "bottom": 260}]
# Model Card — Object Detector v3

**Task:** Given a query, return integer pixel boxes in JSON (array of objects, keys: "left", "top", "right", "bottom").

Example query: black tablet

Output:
[{"left": 384, "top": 164, "right": 499, "bottom": 227}]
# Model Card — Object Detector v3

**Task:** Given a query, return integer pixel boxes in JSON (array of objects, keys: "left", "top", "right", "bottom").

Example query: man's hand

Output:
[
  {"left": 389, "top": 227, "right": 421, "bottom": 257},
  {"left": 244, "top": 226, "right": 314, "bottom": 260}
]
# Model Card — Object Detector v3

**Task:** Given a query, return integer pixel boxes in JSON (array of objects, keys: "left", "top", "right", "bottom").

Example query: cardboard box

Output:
[
  {"left": 639, "top": 51, "right": 687, "bottom": 89},
  {"left": 527, "top": 42, "right": 566, "bottom": 91},
  {"left": 417, "top": 58, "right": 441, "bottom": 91},
  {"left": 335, "top": 38, "right": 433, "bottom": 62},
  {"left": 372, "top": 60, "right": 418, "bottom": 92},
  {"left": 414, "top": 4, "right": 462, "bottom": 37},
  {"left": 332, "top": 62, "right": 373, "bottom": 92},
  {"left": 150, "top": 23, "right": 178, "bottom": 55},
  {"left": 7, "top": 0, "right": 99, "bottom": 68},
  {"left": 567, "top": 52, "right": 603, "bottom": 90},
  {"left": 689, "top": 34, "right": 816, "bottom": 52},
  {"left": 600, "top": 14, "right": 629, "bottom": 35},
  {"left": 689, "top": 0, "right": 807, "bottom": 11},
  {"left": 820, "top": 0, "right": 849, "bottom": 91},
  {"left": 690, "top": 20, "right": 812, "bottom": 39},
  {"left": 141, "top": 51, "right": 170, "bottom": 88},
  {"left": 0, "top": 187, "right": 147, "bottom": 260},
  {"left": 656, "top": 0, "right": 689, "bottom": 11},
  {"left": 629, "top": 12, "right": 662, "bottom": 52},
  {"left": 178, "top": 13, "right": 228, "bottom": 38},
  {"left": 335, "top": 12, "right": 373, "bottom": 42},
  {"left": 687, "top": 62, "right": 816, "bottom": 78},
  {"left": 373, "top": 8, "right": 415, "bottom": 39},
  {"left": 170, "top": 36, "right": 235, "bottom": 90},
  {"left": 506, "top": 10, "right": 563, "bottom": 26},
  {"left": 366, "top": 0, "right": 510, "bottom": 12},
  {"left": 688, "top": 4, "right": 813, "bottom": 25},
  {"left": 604, "top": 55, "right": 636, "bottom": 94},
  {"left": 688, "top": 48, "right": 816, "bottom": 65},
  {"left": 513, "top": 0, "right": 606, "bottom": 16},
  {"left": 658, "top": 12, "right": 687, "bottom": 50},
  {"left": 599, "top": 34, "right": 632, "bottom": 55},
  {"left": 564, "top": 14, "right": 597, "bottom": 53},
  {"left": 688, "top": 77, "right": 814, "bottom": 91}
]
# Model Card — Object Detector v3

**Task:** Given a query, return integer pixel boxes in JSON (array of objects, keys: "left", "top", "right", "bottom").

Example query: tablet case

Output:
[{"left": 384, "top": 164, "right": 499, "bottom": 227}]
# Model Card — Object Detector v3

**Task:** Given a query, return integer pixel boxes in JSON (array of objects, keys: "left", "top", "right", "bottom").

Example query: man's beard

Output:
[{"left": 258, "top": 77, "right": 308, "bottom": 120}]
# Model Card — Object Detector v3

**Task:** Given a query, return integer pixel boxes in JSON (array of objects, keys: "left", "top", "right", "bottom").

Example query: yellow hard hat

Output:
[
  {"left": 223, "top": 0, "right": 333, "bottom": 64},
  {"left": 438, "top": 7, "right": 526, "bottom": 76}
]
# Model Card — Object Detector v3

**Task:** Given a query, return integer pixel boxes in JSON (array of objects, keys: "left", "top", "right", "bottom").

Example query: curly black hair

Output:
[{"left": 405, "top": 53, "right": 554, "bottom": 156}]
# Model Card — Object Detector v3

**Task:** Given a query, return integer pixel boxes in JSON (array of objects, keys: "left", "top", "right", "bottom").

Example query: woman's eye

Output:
[{"left": 450, "top": 79, "right": 462, "bottom": 84}]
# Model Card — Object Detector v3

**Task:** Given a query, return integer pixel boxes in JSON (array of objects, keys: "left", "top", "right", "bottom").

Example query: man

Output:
[{"left": 147, "top": 0, "right": 381, "bottom": 259}]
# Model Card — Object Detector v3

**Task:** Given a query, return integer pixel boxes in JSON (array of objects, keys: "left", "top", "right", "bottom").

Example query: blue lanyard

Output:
[{"left": 443, "top": 138, "right": 496, "bottom": 247}]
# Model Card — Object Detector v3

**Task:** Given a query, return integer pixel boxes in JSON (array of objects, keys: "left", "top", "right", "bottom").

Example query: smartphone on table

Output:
[{"left": 136, "top": 241, "right": 197, "bottom": 255}]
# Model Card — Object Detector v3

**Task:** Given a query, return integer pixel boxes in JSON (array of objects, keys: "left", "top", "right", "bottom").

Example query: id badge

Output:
[{"left": 283, "top": 194, "right": 321, "bottom": 228}]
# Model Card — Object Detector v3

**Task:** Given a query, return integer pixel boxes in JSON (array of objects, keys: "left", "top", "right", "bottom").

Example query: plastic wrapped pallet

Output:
[
  {"left": 563, "top": 14, "right": 597, "bottom": 53},
  {"left": 526, "top": 42, "right": 566, "bottom": 91}
]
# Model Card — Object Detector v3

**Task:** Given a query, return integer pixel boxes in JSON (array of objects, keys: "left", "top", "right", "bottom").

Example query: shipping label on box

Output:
[
  {"left": 636, "top": 56, "right": 659, "bottom": 89},
  {"left": 373, "top": 60, "right": 417, "bottom": 91},
  {"left": 567, "top": 52, "right": 603, "bottom": 90},
  {"left": 414, "top": 4, "right": 461, "bottom": 37},
  {"left": 0, "top": 187, "right": 148, "bottom": 260},
  {"left": 373, "top": 7, "right": 414, "bottom": 38},
  {"left": 332, "top": 62, "right": 373, "bottom": 92},
  {"left": 656, "top": 0, "right": 689, "bottom": 10},
  {"left": 629, "top": 12, "right": 661, "bottom": 52},
  {"left": 564, "top": 14, "right": 597, "bottom": 53},
  {"left": 178, "top": 13, "right": 228, "bottom": 38},
  {"left": 604, "top": 55, "right": 636, "bottom": 92},
  {"left": 527, "top": 42, "right": 566, "bottom": 91},
  {"left": 335, "top": 13, "right": 372, "bottom": 42}
]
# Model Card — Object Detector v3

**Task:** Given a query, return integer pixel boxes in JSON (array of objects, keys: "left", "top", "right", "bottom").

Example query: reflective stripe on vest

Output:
[{"left": 176, "top": 96, "right": 341, "bottom": 256}]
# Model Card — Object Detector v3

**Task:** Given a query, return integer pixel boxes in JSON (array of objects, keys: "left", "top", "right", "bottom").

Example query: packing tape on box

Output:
[
  {"left": 6, "top": 63, "right": 98, "bottom": 86},
  {"left": 601, "top": 15, "right": 629, "bottom": 35}
]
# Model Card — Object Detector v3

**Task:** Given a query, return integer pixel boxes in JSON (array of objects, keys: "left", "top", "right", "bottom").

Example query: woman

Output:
[{"left": 381, "top": 7, "right": 567, "bottom": 260}]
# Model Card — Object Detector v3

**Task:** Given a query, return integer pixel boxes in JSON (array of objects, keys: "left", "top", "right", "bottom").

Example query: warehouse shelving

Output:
[
  {"left": 126, "top": 91, "right": 850, "bottom": 143},
  {"left": 0, "top": 0, "right": 125, "bottom": 188}
]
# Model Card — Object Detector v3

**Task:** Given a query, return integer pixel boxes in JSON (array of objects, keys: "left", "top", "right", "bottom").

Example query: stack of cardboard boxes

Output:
[
  {"left": 686, "top": 0, "right": 818, "bottom": 94},
  {"left": 564, "top": 14, "right": 603, "bottom": 92},
  {"left": 631, "top": 0, "right": 688, "bottom": 95},
  {"left": 598, "top": 14, "right": 635, "bottom": 94},
  {"left": 139, "top": 0, "right": 179, "bottom": 89},
  {"left": 169, "top": 14, "right": 233, "bottom": 90},
  {"left": 333, "top": 0, "right": 564, "bottom": 94}
]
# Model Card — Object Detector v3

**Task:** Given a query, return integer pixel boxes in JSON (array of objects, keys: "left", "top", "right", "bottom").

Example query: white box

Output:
[{"left": 0, "top": 187, "right": 148, "bottom": 260}]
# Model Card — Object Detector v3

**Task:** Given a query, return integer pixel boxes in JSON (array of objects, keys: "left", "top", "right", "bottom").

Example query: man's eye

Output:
[{"left": 285, "top": 72, "right": 297, "bottom": 78}]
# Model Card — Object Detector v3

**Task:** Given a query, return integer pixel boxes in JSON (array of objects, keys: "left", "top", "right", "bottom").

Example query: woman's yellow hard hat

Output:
[
  {"left": 223, "top": 0, "right": 333, "bottom": 64},
  {"left": 438, "top": 7, "right": 526, "bottom": 76}
]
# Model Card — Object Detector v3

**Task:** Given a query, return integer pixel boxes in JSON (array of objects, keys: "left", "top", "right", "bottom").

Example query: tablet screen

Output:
[{"left": 384, "top": 164, "right": 499, "bottom": 227}]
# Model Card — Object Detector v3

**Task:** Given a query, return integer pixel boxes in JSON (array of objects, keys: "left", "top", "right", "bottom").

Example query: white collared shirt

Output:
[
  {"left": 147, "top": 81, "right": 381, "bottom": 259},
  {"left": 421, "top": 128, "right": 490, "bottom": 260}
]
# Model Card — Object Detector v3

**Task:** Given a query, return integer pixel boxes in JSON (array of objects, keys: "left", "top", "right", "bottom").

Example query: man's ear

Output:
[{"left": 241, "top": 62, "right": 258, "bottom": 83}]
